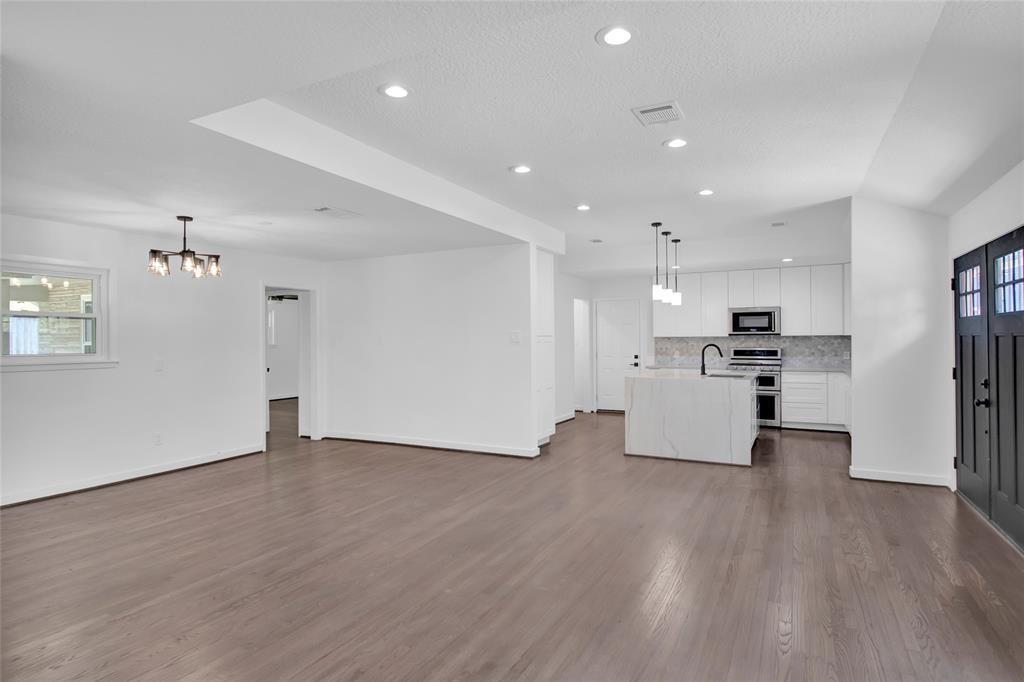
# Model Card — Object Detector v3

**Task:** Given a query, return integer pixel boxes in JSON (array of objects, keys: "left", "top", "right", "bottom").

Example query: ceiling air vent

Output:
[
  {"left": 631, "top": 101, "right": 683, "bottom": 127},
  {"left": 311, "top": 205, "right": 362, "bottom": 220}
]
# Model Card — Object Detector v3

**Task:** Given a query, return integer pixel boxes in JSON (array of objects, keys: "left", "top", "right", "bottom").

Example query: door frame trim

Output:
[
  {"left": 259, "top": 282, "right": 321, "bottom": 451},
  {"left": 593, "top": 297, "right": 642, "bottom": 411}
]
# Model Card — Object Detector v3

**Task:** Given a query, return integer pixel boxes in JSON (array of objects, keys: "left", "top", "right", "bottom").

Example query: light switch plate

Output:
[{"left": 509, "top": 330, "right": 521, "bottom": 345}]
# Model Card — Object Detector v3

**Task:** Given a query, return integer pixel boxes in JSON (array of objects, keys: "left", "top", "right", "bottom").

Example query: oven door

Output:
[
  {"left": 730, "top": 308, "right": 780, "bottom": 335},
  {"left": 756, "top": 391, "right": 781, "bottom": 427},
  {"left": 755, "top": 373, "right": 780, "bottom": 391}
]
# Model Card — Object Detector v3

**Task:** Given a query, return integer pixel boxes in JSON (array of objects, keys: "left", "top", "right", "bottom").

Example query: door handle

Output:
[
  {"left": 975, "top": 398, "right": 991, "bottom": 408},
  {"left": 630, "top": 362, "right": 639, "bottom": 367}
]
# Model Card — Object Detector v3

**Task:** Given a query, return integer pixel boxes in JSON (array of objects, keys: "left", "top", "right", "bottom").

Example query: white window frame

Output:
[{"left": 1, "top": 259, "right": 117, "bottom": 372}]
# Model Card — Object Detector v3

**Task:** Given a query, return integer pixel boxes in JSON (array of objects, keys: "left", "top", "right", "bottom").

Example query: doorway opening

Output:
[
  {"left": 572, "top": 298, "right": 594, "bottom": 414},
  {"left": 262, "top": 285, "right": 318, "bottom": 452}
]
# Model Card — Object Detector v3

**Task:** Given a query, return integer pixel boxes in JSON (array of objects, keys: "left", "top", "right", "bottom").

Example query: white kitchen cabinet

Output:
[
  {"left": 652, "top": 273, "right": 701, "bottom": 337},
  {"left": 843, "top": 263, "right": 852, "bottom": 335},
  {"left": 780, "top": 267, "right": 811, "bottom": 335},
  {"left": 781, "top": 372, "right": 827, "bottom": 424},
  {"left": 728, "top": 270, "right": 755, "bottom": 308},
  {"left": 753, "top": 268, "right": 781, "bottom": 307},
  {"left": 654, "top": 262, "right": 850, "bottom": 339},
  {"left": 701, "top": 272, "right": 729, "bottom": 337},
  {"left": 811, "top": 264, "right": 844, "bottom": 335},
  {"left": 827, "top": 372, "right": 851, "bottom": 426}
]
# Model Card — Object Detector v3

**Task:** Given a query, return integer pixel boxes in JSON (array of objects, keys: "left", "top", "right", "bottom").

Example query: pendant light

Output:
[
  {"left": 651, "top": 222, "right": 665, "bottom": 301},
  {"left": 669, "top": 239, "right": 682, "bottom": 306},
  {"left": 148, "top": 216, "right": 223, "bottom": 279},
  {"left": 661, "top": 230, "right": 676, "bottom": 304}
]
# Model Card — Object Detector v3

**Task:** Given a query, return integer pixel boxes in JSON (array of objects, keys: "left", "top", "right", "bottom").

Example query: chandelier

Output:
[{"left": 147, "top": 216, "right": 222, "bottom": 278}]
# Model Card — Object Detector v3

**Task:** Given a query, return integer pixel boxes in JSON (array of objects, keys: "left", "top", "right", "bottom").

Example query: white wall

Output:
[
  {"left": 949, "top": 161, "right": 1024, "bottom": 258},
  {"left": 320, "top": 244, "right": 538, "bottom": 457},
  {"left": 554, "top": 259, "right": 591, "bottom": 421},
  {"left": 266, "top": 298, "right": 299, "bottom": 400},
  {"left": 572, "top": 299, "right": 591, "bottom": 413},
  {"left": 0, "top": 214, "right": 324, "bottom": 504},
  {"left": 534, "top": 248, "right": 555, "bottom": 441},
  {"left": 849, "top": 198, "right": 954, "bottom": 487}
]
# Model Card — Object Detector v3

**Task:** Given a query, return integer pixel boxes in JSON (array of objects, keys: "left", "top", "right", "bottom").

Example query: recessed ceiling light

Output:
[
  {"left": 511, "top": 165, "right": 531, "bottom": 174},
  {"left": 590, "top": 239, "right": 604, "bottom": 244},
  {"left": 698, "top": 189, "right": 714, "bottom": 196},
  {"left": 771, "top": 221, "right": 786, "bottom": 227},
  {"left": 379, "top": 84, "right": 409, "bottom": 98},
  {"left": 663, "top": 138, "right": 687, "bottom": 148},
  {"left": 577, "top": 204, "right": 591, "bottom": 211},
  {"left": 596, "top": 26, "right": 632, "bottom": 46},
  {"left": 782, "top": 258, "right": 794, "bottom": 262}
]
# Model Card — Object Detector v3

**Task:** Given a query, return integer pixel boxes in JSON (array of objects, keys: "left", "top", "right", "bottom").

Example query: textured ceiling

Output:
[
  {"left": 2, "top": 1, "right": 1021, "bottom": 272},
  {"left": 272, "top": 2, "right": 946, "bottom": 256},
  {"left": 0, "top": 2, "right": 547, "bottom": 259}
]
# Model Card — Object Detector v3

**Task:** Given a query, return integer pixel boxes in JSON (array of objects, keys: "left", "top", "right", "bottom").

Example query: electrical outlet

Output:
[
  {"left": 843, "top": 352, "right": 851, "bottom": 360},
  {"left": 509, "top": 330, "right": 521, "bottom": 345},
  {"left": 153, "top": 433, "right": 163, "bottom": 447}
]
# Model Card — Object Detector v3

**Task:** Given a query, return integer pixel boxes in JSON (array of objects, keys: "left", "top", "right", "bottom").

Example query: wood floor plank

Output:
[{"left": 3, "top": 403, "right": 1024, "bottom": 680}]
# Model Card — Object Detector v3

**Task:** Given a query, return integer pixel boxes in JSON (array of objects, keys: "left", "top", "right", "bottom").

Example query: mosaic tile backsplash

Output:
[{"left": 655, "top": 335, "right": 851, "bottom": 371}]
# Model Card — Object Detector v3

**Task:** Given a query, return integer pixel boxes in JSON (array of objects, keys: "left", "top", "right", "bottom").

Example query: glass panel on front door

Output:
[
  {"left": 958, "top": 265, "right": 982, "bottom": 318},
  {"left": 994, "top": 249, "right": 1024, "bottom": 314}
]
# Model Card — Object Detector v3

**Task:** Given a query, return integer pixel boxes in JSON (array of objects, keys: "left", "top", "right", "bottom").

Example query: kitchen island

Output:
[{"left": 625, "top": 369, "right": 758, "bottom": 465}]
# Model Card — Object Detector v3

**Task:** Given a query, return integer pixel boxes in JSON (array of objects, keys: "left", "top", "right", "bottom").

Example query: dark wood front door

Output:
[
  {"left": 986, "top": 228, "right": 1024, "bottom": 546},
  {"left": 954, "top": 246, "right": 990, "bottom": 513}
]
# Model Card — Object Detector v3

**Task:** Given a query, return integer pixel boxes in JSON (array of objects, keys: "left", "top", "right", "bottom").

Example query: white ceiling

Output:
[
  {"left": 3, "top": 1, "right": 1021, "bottom": 273},
  {"left": 1, "top": 2, "right": 547, "bottom": 259}
]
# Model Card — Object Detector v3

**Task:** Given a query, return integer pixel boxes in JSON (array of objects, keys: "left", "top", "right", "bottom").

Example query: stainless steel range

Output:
[{"left": 727, "top": 348, "right": 782, "bottom": 427}]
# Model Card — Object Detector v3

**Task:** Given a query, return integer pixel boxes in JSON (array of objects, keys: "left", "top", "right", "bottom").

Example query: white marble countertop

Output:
[
  {"left": 625, "top": 373, "right": 758, "bottom": 466},
  {"left": 640, "top": 368, "right": 756, "bottom": 381},
  {"left": 782, "top": 366, "right": 851, "bottom": 374}
]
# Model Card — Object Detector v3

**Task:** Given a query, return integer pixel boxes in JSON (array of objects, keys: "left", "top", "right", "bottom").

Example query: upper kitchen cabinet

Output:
[
  {"left": 780, "top": 267, "right": 812, "bottom": 335},
  {"left": 728, "top": 270, "right": 755, "bottom": 308},
  {"left": 701, "top": 272, "right": 729, "bottom": 337},
  {"left": 843, "top": 263, "right": 852, "bottom": 335},
  {"left": 653, "top": 273, "right": 702, "bottom": 337},
  {"left": 753, "top": 269, "right": 781, "bottom": 307},
  {"left": 652, "top": 262, "right": 850, "bottom": 338},
  {"left": 810, "top": 264, "right": 844, "bottom": 335}
]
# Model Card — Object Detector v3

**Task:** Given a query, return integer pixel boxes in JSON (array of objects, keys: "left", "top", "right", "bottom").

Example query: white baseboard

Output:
[
  {"left": 782, "top": 422, "right": 849, "bottom": 433},
  {"left": 555, "top": 412, "right": 575, "bottom": 424},
  {"left": 849, "top": 466, "right": 953, "bottom": 489},
  {"left": 2, "top": 444, "right": 264, "bottom": 506},
  {"left": 323, "top": 431, "right": 540, "bottom": 458}
]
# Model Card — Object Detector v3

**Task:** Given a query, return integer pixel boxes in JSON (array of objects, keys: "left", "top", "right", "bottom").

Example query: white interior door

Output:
[{"left": 596, "top": 299, "right": 640, "bottom": 410}]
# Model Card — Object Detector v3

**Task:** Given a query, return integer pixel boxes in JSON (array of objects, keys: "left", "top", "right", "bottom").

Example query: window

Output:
[
  {"left": 994, "top": 249, "right": 1024, "bottom": 314},
  {"left": 958, "top": 265, "right": 982, "bottom": 318},
  {"left": 1, "top": 261, "right": 113, "bottom": 369}
]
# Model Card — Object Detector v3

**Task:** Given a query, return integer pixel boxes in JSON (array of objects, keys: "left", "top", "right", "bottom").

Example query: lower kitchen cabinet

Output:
[
  {"left": 781, "top": 371, "right": 850, "bottom": 432},
  {"left": 827, "top": 372, "right": 851, "bottom": 427}
]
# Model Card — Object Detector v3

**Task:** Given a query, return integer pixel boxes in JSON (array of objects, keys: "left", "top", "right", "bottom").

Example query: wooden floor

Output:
[{"left": 3, "top": 404, "right": 1024, "bottom": 680}]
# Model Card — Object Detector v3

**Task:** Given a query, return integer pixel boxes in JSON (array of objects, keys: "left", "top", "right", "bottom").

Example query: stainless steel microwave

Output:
[{"left": 729, "top": 307, "right": 781, "bottom": 335}]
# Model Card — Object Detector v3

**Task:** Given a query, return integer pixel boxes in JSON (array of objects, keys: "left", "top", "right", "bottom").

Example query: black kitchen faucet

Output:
[{"left": 701, "top": 343, "right": 723, "bottom": 376}]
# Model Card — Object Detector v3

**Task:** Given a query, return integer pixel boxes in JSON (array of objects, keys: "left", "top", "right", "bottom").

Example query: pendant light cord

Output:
[
  {"left": 662, "top": 231, "right": 671, "bottom": 291},
  {"left": 652, "top": 222, "right": 662, "bottom": 288}
]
